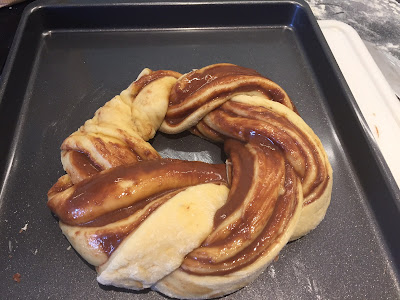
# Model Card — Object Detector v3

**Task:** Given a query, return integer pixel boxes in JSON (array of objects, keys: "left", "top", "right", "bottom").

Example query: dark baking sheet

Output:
[{"left": 1, "top": 0, "right": 399, "bottom": 299}]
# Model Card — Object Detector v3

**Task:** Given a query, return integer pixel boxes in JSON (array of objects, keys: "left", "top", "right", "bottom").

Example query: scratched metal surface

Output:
[{"left": 0, "top": 1, "right": 399, "bottom": 299}]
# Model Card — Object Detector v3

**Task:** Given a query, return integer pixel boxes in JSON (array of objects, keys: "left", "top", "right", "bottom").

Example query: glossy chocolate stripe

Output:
[
  {"left": 212, "top": 140, "right": 256, "bottom": 229},
  {"left": 204, "top": 109, "right": 307, "bottom": 175},
  {"left": 81, "top": 188, "right": 184, "bottom": 227},
  {"left": 169, "top": 64, "right": 261, "bottom": 105},
  {"left": 217, "top": 101, "right": 328, "bottom": 202},
  {"left": 165, "top": 84, "right": 272, "bottom": 126},
  {"left": 47, "top": 159, "right": 227, "bottom": 226}
]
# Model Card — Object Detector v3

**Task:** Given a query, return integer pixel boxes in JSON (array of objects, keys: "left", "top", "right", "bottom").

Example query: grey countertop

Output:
[
  {"left": 306, "top": 0, "right": 400, "bottom": 96},
  {"left": 307, "top": 0, "right": 400, "bottom": 58}
]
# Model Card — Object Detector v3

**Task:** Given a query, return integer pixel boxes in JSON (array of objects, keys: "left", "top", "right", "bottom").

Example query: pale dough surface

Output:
[{"left": 96, "top": 183, "right": 229, "bottom": 289}]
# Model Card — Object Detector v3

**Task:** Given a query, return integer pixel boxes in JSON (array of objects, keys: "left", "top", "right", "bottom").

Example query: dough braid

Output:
[{"left": 47, "top": 63, "right": 332, "bottom": 299}]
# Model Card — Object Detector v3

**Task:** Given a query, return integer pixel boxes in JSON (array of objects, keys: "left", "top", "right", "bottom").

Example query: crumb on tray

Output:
[
  {"left": 19, "top": 223, "right": 28, "bottom": 233},
  {"left": 13, "top": 273, "right": 21, "bottom": 283}
]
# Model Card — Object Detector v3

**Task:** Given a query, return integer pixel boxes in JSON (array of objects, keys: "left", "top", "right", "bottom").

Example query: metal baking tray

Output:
[{"left": 1, "top": 0, "right": 399, "bottom": 299}]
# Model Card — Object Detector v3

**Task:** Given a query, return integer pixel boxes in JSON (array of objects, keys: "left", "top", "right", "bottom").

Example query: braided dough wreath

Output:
[{"left": 47, "top": 63, "right": 332, "bottom": 299}]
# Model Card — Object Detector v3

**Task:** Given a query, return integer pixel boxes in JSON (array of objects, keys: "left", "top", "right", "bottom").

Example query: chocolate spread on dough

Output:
[
  {"left": 180, "top": 140, "right": 300, "bottom": 276},
  {"left": 69, "top": 151, "right": 102, "bottom": 178},
  {"left": 164, "top": 64, "right": 293, "bottom": 126},
  {"left": 89, "top": 189, "right": 185, "bottom": 257},
  {"left": 48, "top": 159, "right": 228, "bottom": 226},
  {"left": 169, "top": 64, "right": 261, "bottom": 106}
]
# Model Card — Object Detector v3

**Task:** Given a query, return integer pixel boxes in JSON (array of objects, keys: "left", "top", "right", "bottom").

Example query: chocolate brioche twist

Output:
[{"left": 47, "top": 63, "right": 332, "bottom": 299}]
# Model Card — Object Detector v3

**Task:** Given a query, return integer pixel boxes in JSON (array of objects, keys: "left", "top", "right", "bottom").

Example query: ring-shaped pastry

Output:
[{"left": 47, "top": 63, "right": 332, "bottom": 299}]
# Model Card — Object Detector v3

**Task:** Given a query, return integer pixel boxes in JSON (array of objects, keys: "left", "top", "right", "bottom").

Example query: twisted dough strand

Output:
[{"left": 61, "top": 69, "right": 181, "bottom": 184}]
